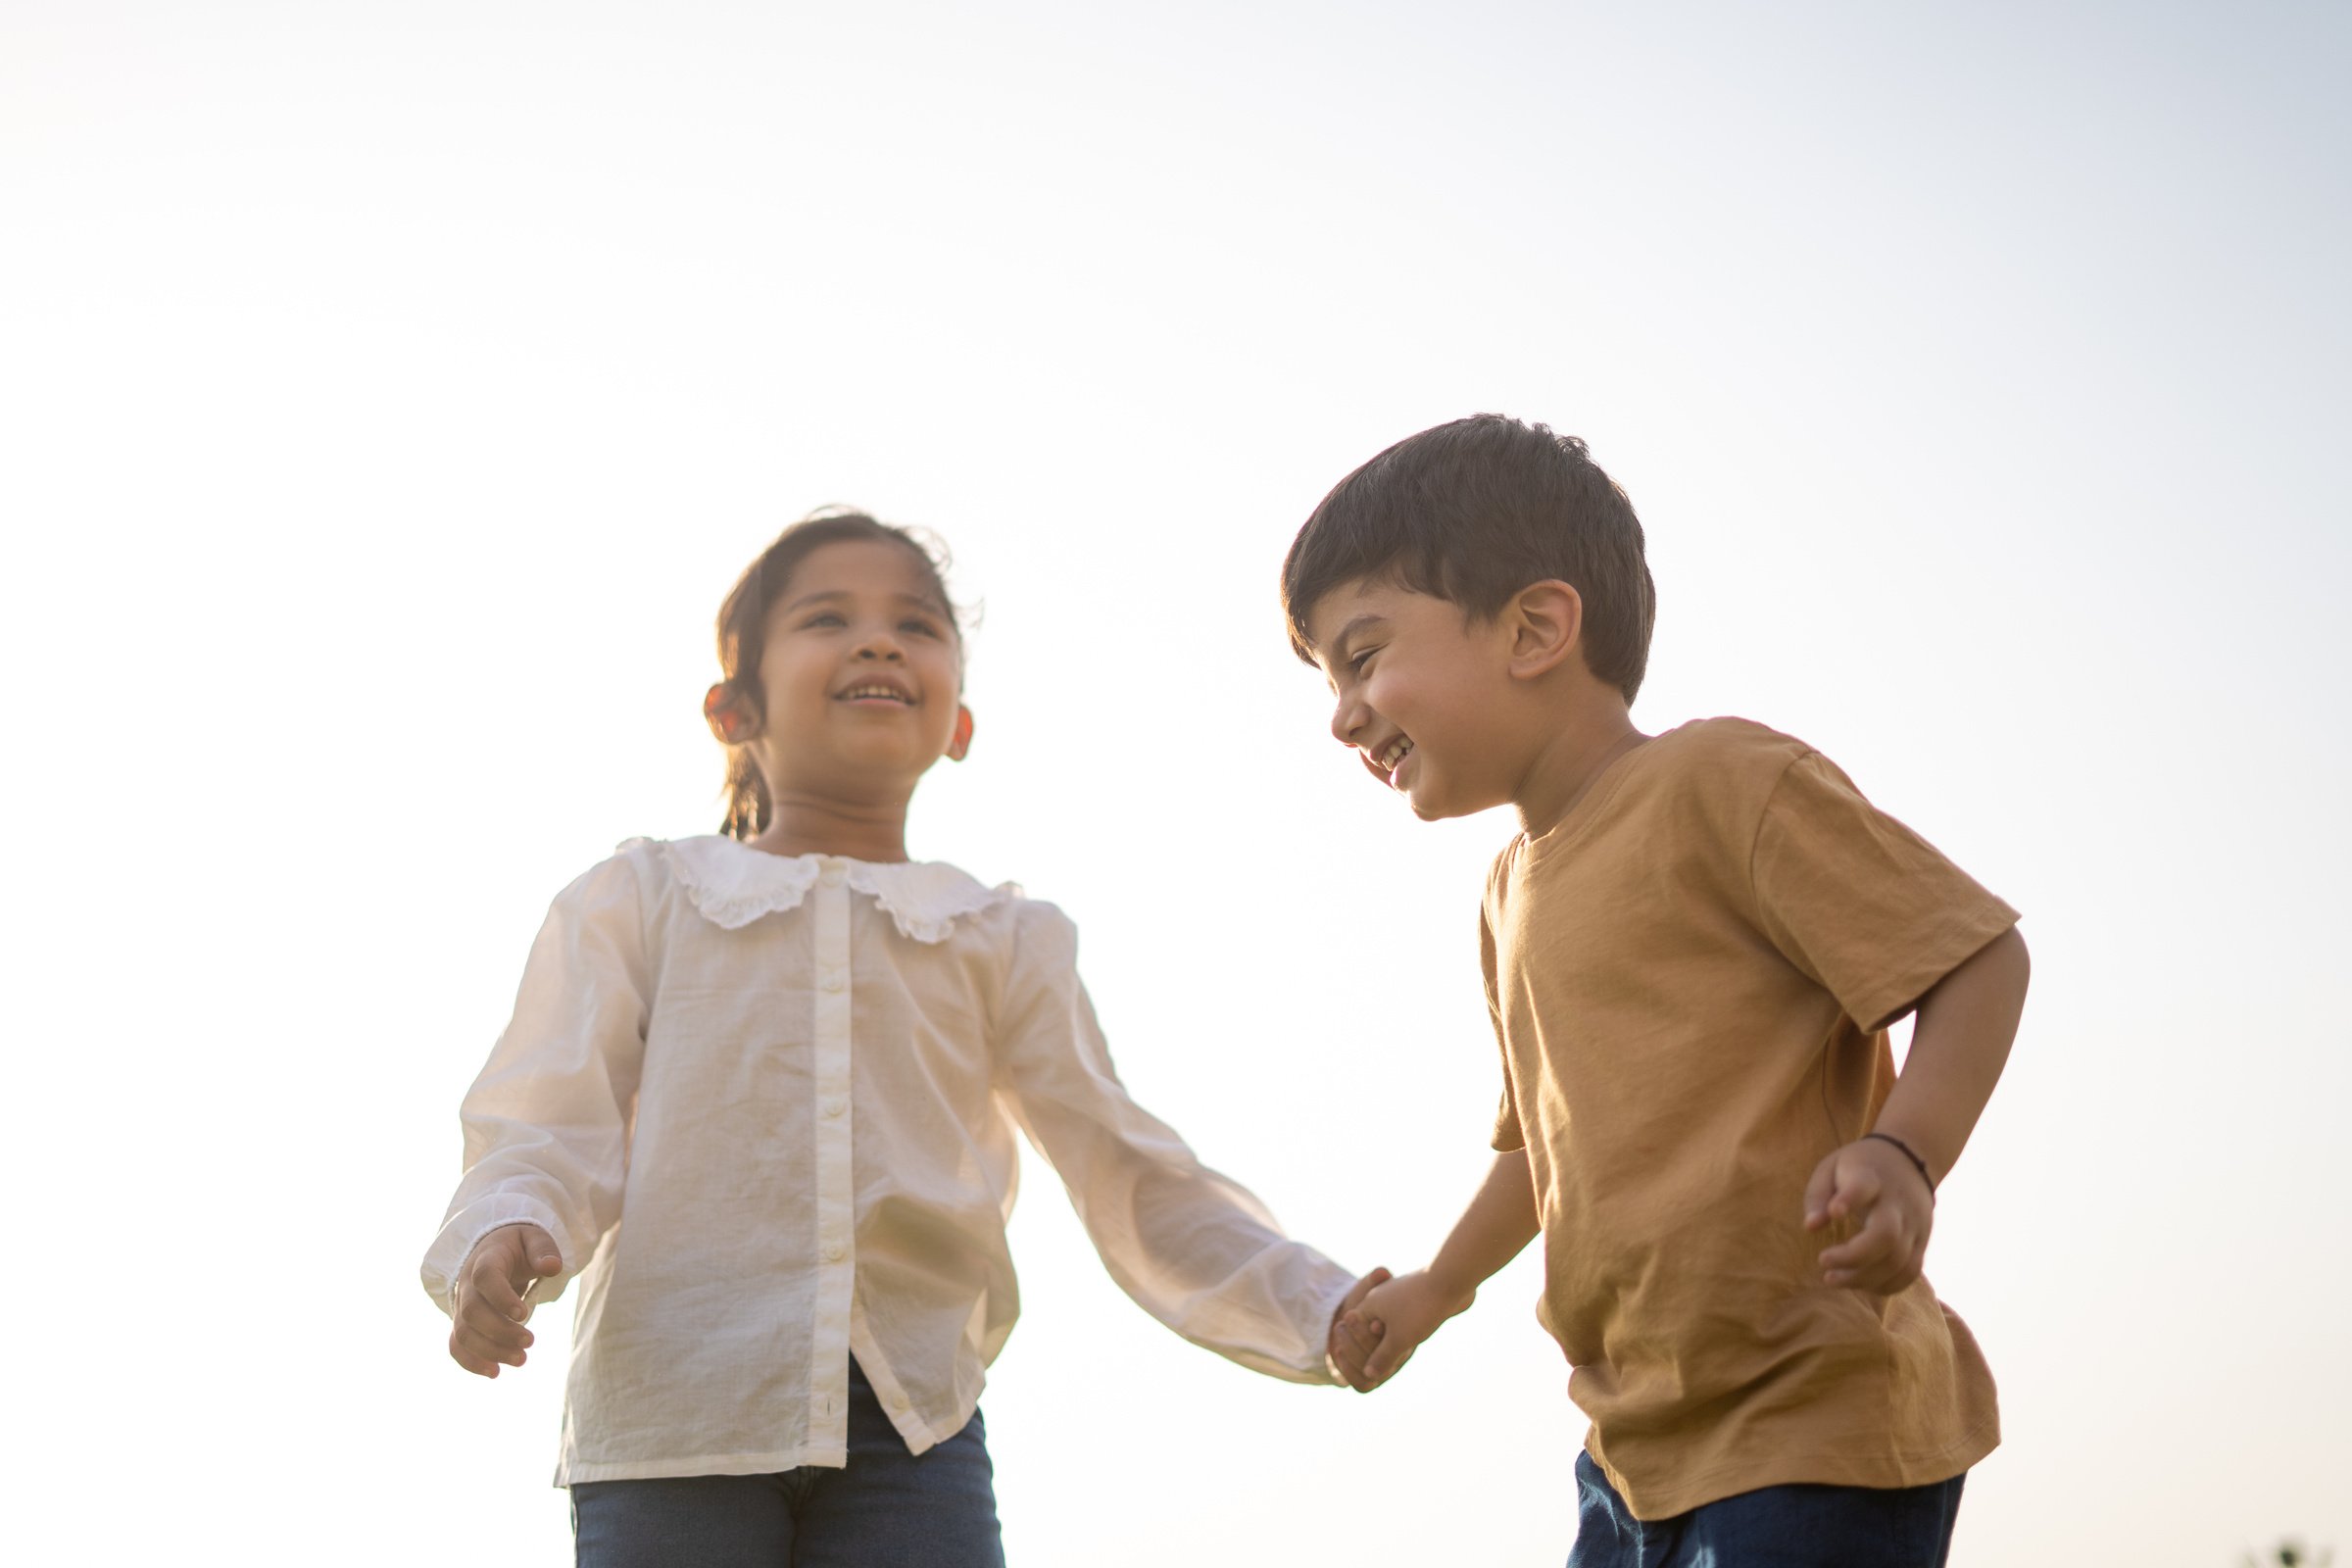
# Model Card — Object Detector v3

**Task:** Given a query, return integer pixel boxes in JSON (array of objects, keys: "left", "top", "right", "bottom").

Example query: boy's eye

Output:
[{"left": 1348, "top": 647, "right": 1379, "bottom": 675}]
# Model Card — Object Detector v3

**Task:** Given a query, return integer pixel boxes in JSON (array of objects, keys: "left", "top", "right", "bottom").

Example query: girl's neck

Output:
[{"left": 749, "top": 791, "right": 914, "bottom": 863}]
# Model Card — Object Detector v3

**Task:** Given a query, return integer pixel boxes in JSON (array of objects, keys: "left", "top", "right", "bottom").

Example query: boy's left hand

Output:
[{"left": 1804, "top": 1138, "right": 1935, "bottom": 1293}]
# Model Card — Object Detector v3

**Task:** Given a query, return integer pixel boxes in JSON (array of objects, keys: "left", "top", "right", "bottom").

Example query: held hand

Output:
[
  {"left": 449, "top": 1223, "right": 562, "bottom": 1378},
  {"left": 1341, "top": 1268, "right": 1474, "bottom": 1391},
  {"left": 1327, "top": 1267, "right": 1392, "bottom": 1391},
  {"left": 1804, "top": 1139, "right": 1935, "bottom": 1294}
]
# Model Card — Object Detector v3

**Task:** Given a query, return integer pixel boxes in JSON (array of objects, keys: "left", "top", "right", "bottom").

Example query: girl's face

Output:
[{"left": 748, "top": 538, "right": 971, "bottom": 797}]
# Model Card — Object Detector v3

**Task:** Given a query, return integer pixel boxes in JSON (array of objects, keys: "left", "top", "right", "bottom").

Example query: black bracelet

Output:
[{"left": 1863, "top": 1132, "right": 1937, "bottom": 1200}]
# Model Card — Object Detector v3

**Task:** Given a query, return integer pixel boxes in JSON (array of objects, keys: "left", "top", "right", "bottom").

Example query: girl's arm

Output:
[
  {"left": 421, "top": 853, "right": 651, "bottom": 1322},
  {"left": 991, "top": 903, "right": 1360, "bottom": 1385}
]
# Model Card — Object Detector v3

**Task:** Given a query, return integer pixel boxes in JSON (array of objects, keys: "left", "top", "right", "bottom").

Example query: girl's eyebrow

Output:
[{"left": 781, "top": 589, "right": 950, "bottom": 616}]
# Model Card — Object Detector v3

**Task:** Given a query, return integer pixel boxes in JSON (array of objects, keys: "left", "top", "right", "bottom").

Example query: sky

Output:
[{"left": 5, "top": 2, "right": 2348, "bottom": 1564}]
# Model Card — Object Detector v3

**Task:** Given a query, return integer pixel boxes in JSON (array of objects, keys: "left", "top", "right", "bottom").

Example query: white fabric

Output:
[{"left": 421, "top": 836, "right": 1354, "bottom": 1485}]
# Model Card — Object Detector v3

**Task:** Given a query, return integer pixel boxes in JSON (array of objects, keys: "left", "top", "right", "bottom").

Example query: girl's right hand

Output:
[{"left": 449, "top": 1223, "right": 562, "bottom": 1378}]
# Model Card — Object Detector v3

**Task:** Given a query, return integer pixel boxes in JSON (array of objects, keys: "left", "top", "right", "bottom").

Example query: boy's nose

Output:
[{"left": 1329, "top": 695, "right": 1363, "bottom": 747}]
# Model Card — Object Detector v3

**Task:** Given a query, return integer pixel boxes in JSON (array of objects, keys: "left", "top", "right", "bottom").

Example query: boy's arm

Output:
[
  {"left": 1807, "top": 925, "right": 2031, "bottom": 1291},
  {"left": 1333, "top": 1149, "right": 1539, "bottom": 1391}
]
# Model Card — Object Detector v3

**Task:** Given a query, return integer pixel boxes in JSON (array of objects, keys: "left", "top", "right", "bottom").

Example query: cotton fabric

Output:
[
  {"left": 1484, "top": 719, "right": 2016, "bottom": 1519},
  {"left": 569, "top": 1360, "right": 1004, "bottom": 1568},
  {"left": 422, "top": 836, "right": 1353, "bottom": 1485}
]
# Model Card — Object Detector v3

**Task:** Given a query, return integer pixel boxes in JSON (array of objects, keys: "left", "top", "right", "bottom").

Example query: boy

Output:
[{"left": 1289, "top": 416, "right": 2029, "bottom": 1567}]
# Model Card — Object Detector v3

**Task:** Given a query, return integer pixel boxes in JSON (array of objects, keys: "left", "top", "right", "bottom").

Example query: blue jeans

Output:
[
  {"left": 571, "top": 1360, "right": 1004, "bottom": 1568},
  {"left": 1567, "top": 1450, "right": 1966, "bottom": 1568}
]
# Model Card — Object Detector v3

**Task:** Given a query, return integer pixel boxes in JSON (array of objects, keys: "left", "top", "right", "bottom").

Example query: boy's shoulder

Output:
[
  {"left": 1646, "top": 714, "right": 1817, "bottom": 778},
  {"left": 1488, "top": 717, "right": 1846, "bottom": 910},
  {"left": 1495, "top": 717, "right": 1814, "bottom": 861}
]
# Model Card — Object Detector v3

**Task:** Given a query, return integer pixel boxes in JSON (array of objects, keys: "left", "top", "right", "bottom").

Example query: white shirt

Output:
[{"left": 422, "top": 836, "right": 1354, "bottom": 1485}]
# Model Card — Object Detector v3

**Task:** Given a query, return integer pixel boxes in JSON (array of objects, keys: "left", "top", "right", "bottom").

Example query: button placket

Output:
[{"left": 804, "top": 860, "right": 858, "bottom": 1457}]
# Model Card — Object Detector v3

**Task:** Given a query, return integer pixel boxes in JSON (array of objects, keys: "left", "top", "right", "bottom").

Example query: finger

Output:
[
  {"left": 1822, "top": 1203, "right": 1918, "bottom": 1284},
  {"left": 1342, "top": 1266, "right": 1392, "bottom": 1314},
  {"left": 1827, "top": 1160, "right": 1882, "bottom": 1223},
  {"left": 454, "top": 1319, "right": 530, "bottom": 1370},
  {"left": 1818, "top": 1206, "right": 1904, "bottom": 1274},
  {"left": 1330, "top": 1313, "right": 1383, "bottom": 1390},
  {"left": 460, "top": 1298, "right": 536, "bottom": 1352},
  {"left": 516, "top": 1225, "right": 564, "bottom": 1281},
  {"left": 1362, "top": 1340, "right": 1414, "bottom": 1387},
  {"left": 1333, "top": 1267, "right": 1391, "bottom": 1333},
  {"left": 448, "top": 1333, "right": 501, "bottom": 1379},
  {"left": 1802, "top": 1152, "right": 1839, "bottom": 1230},
  {"left": 471, "top": 1255, "right": 528, "bottom": 1323}
]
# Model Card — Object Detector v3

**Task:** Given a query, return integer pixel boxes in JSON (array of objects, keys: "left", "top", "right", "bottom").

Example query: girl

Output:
[{"left": 422, "top": 511, "right": 1379, "bottom": 1567}]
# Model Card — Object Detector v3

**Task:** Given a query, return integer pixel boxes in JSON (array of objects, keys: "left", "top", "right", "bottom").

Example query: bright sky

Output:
[{"left": 7, "top": 3, "right": 2347, "bottom": 1564}]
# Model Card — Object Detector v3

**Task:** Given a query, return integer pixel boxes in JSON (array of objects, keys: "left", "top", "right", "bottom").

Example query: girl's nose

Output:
[{"left": 855, "top": 636, "right": 905, "bottom": 662}]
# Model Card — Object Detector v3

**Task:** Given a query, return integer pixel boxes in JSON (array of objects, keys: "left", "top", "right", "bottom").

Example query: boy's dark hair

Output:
[
  {"left": 1281, "top": 415, "right": 1656, "bottom": 703},
  {"left": 712, "top": 508, "right": 961, "bottom": 840}
]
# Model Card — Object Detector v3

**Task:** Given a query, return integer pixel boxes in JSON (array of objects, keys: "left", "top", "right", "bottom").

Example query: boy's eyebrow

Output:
[{"left": 1325, "top": 613, "right": 1385, "bottom": 662}]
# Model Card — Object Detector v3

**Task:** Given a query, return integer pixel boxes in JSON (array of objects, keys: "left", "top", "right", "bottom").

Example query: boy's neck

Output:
[
  {"left": 1513, "top": 701, "right": 1649, "bottom": 841},
  {"left": 750, "top": 791, "right": 914, "bottom": 863}
]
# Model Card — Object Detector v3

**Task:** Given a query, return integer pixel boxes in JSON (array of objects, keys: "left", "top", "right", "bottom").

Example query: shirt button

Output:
[
  {"left": 819, "top": 863, "right": 847, "bottom": 888},
  {"left": 823, "top": 1242, "right": 846, "bottom": 1262},
  {"left": 823, "top": 1098, "right": 847, "bottom": 1119},
  {"left": 821, "top": 969, "right": 847, "bottom": 993}
]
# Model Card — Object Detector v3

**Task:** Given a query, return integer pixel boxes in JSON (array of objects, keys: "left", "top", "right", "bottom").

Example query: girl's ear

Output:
[
  {"left": 1506, "top": 581, "right": 1584, "bottom": 680},
  {"left": 704, "top": 682, "right": 760, "bottom": 745},
  {"left": 946, "top": 705, "right": 975, "bottom": 762}
]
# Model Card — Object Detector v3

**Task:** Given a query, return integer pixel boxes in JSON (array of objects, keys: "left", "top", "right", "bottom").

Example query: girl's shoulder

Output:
[{"left": 616, "top": 834, "right": 1037, "bottom": 948}]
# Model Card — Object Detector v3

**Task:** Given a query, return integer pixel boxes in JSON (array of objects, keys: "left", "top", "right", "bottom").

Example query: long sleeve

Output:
[
  {"left": 988, "top": 902, "right": 1352, "bottom": 1384},
  {"left": 420, "top": 852, "right": 651, "bottom": 1314}
]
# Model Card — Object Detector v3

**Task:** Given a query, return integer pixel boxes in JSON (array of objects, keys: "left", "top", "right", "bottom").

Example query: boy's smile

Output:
[{"left": 1301, "top": 577, "right": 1520, "bottom": 821}]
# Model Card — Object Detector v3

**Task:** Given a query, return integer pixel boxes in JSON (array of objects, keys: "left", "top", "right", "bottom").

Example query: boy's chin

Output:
[{"left": 1400, "top": 787, "right": 1463, "bottom": 823}]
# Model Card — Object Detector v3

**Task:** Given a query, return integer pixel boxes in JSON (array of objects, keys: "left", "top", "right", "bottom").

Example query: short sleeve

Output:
[{"left": 1749, "top": 752, "right": 2019, "bottom": 1033}]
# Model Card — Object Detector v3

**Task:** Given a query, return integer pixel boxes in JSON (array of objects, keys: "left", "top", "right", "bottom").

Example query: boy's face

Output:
[{"left": 1300, "top": 576, "right": 1524, "bottom": 821}]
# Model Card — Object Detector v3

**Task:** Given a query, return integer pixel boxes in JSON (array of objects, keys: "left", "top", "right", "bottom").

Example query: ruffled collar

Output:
[{"left": 638, "top": 835, "right": 1017, "bottom": 944}]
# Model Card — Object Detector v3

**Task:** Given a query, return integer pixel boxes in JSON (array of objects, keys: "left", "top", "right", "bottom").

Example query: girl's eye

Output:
[
  {"left": 803, "top": 612, "right": 847, "bottom": 629},
  {"left": 900, "top": 618, "right": 944, "bottom": 639}
]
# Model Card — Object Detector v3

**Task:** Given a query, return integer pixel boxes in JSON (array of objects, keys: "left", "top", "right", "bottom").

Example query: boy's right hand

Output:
[
  {"left": 1336, "top": 1268, "right": 1475, "bottom": 1391},
  {"left": 448, "top": 1223, "right": 562, "bottom": 1379}
]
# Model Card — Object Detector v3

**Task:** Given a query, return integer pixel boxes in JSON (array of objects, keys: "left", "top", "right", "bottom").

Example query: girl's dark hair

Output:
[{"left": 712, "top": 508, "right": 961, "bottom": 840}]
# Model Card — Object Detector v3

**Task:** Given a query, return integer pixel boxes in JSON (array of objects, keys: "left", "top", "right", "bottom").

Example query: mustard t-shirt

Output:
[{"left": 1485, "top": 718, "right": 2017, "bottom": 1520}]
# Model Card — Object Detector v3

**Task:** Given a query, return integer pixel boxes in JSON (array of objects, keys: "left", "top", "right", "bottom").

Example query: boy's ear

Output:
[
  {"left": 704, "top": 682, "right": 761, "bottom": 745},
  {"left": 946, "top": 704, "right": 975, "bottom": 762},
  {"left": 1504, "top": 581, "right": 1584, "bottom": 680}
]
